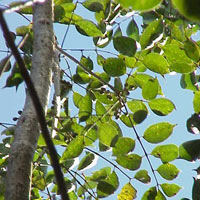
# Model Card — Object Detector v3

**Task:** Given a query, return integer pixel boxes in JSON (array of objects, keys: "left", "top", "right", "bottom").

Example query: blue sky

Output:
[{"left": 0, "top": 1, "right": 200, "bottom": 199}]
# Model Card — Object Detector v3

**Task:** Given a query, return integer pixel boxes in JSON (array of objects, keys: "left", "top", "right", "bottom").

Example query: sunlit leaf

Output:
[
  {"left": 73, "top": 92, "right": 83, "bottom": 108},
  {"left": 116, "top": 154, "right": 142, "bottom": 170},
  {"left": 78, "top": 152, "right": 96, "bottom": 170},
  {"left": 112, "top": 137, "right": 135, "bottom": 156},
  {"left": 180, "top": 73, "right": 198, "bottom": 91},
  {"left": 117, "top": 183, "right": 137, "bottom": 200},
  {"left": 134, "top": 170, "right": 151, "bottom": 184},
  {"left": 142, "top": 78, "right": 159, "bottom": 100},
  {"left": 179, "top": 139, "right": 200, "bottom": 161},
  {"left": 143, "top": 122, "right": 175, "bottom": 143},
  {"left": 126, "top": 19, "right": 139, "bottom": 41},
  {"left": 148, "top": 98, "right": 175, "bottom": 116},
  {"left": 75, "top": 19, "right": 103, "bottom": 37},
  {"left": 88, "top": 167, "right": 111, "bottom": 182},
  {"left": 143, "top": 53, "right": 169, "bottom": 74},
  {"left": 141, "top": 187, "right": 157, "bottom": 200},
  {"left": 140, "top": 19, "right": 163, "bottom": 49},
  {"left": 193, "top": 91, "right": 200, "bottom": 113},
  {"left": 117, "top": 0, "right": 162, "bottom": 11},
  {"left": 103, "top": 57, "right": 126, "bottom": 77},
  {"left": 78, "top": 94, "right": 92, "bottom": 122},
  {"left": 127, "top": 100, "right": 148, "bottom": 123},
  {"left": 61, "top": 136, "right": 84, "bottom": 162},
  {"left": 161, "top": 183, "right": 182, "bottom": 197},
  {"left": 98, "top": 122, "right": 118, "bottom": 147},
  {"left": 157, "top": 163, "right": 180, "bottom": 180},
  {"left": 97, "top": 171, "right": 119, "bottom": 198},
  {"left": 151, "top": 144, "right": 179, "bottom": 163},
  {"left": 113, "top": 36, "right": 137, "bottom": 57}
]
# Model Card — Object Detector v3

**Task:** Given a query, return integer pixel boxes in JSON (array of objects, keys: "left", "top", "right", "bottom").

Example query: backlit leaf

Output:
[
  {"left": 157, "top": 163, "right": 180, "bottom": 180},
  {"left": 134, "top": 170, "right": 151, "bottom": 184},
  {"left": 126, "top": 19, "right": 139, "bottom": 41},
  {"left": 127, "top": 100, "right": 148, "bottom": 123},
  {"left": 151, "top": 144, "right": 179, "bottom": 163},
  {"left": 61, "top": 136, "right": 84, "bottom": 162},
  {"left": 97, "top": 171, "right": 119, "bottom": 198},
  {"left": 143, "top": 53, "right": 169, "bottom": 74},
  {"left": 116, "top": 154, "right": 142, "bottom": 170},
  {"left": 143, "top": 122, "right": 175, "bottom": 143},
  {"left": 117, "top": 183, "right": 137, "bottom": 200},
  {"left": 112, "top": 137, "right": 135, "bottom": 156},
  {"left": 113, "top": 36, "right": 137, "bottom": 57},
  {"left": 148, "top": 98, "right": 175, "bottom": 116},
  {"left": 73, "top": 92, "right": 83, "bottom": 108},
  {"left": 184, "top": 39, "right": 200, "bottom": 62},
  {"left": 140, "top": 19, "right": 163, "bottom": 49},
  {"left": 98, "top": 122, "right": 118, "bottom": 147},
  {"left": 141, "top": 187, "right": 157, "bottom": 200},
  {"left": 103, "top": 57, "right": 126, "bottom": 77},
  {"left": 82, "top": 0, "right": 104, "bottom": 12},
  {"left": 161, "top": 183, "right": 182, "bottom": 197},
  {"left": 88, "top": 167, "right": 111, "bottom": 182},
  {"left": 180, "top": 73, "right": 198, "bottom": 91}
]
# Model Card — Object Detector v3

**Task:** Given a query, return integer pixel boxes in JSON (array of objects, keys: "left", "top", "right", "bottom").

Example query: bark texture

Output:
[{"left": 5, "top": 1, "right": 54, "bottom": 200}]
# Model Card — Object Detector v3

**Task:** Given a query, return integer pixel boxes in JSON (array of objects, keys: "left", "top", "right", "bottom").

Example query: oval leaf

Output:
[
  {"left": 134, "top": 170, "right": 151, "bottom": 184},
  {"left": 127, "top": 100, "right": 148, "bottom": 124},
  {"left": 61, "top": 136, "right": 84, "bottom": 162},
  {"left": 116, "top": 154, "right": 142, "bottom": 170},
  {"left": 112, "top": 137, "right": 135, "bottom": 156},
  {"left": 161, "top": 183, "right": 182, "bottom": 197},
  {"left": 113, "top": 36, "right": 137, "bottom": 57},
  {"left": 126, "top": 19, "right": 139, "bottom": 41},
  {"left": 118, "top": 183, "right": 137, "bottom": 200},
  {"left": 103, "top": 57, "right": 126, "bottom": 77},
  {"left": 143, "top": 53, "right": 169, "bottom": 74},
  {"left": 143, "top": 122, "right": 175, "bottom": 143},
  {"left": 142, "top": 78, "right": 159, "bottom": 100},
  {"left": 78, "top": 152, "right": 96, "bottom": 171},
  {"left": 98, "top": 122, "right": 118, "bottom": 147},
  {"left": 193, "top": 91, "right": 200, "bottom": 113},
  {"left": 157, "top": 163, "right": 180, "bottom": 180},
  {"left": 151, "top": 144, "right": 179, "bottom": 163},
  {"left": 148, "top": 98, "right": 175, "bottom": 116}
]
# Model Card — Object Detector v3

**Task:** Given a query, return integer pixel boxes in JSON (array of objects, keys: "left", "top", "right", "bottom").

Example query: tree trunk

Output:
[{"left": 5, "top": 1, "right": 54, "bottom": 200}]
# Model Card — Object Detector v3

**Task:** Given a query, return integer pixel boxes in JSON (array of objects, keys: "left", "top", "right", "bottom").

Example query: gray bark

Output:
[{"left": 5, "top": 1, "right": 54, "bottom": 200}]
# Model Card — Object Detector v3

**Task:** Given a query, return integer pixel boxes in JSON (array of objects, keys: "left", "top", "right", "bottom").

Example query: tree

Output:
[{"left": 0, "top": 0, "right": 200, "bottom": 199}]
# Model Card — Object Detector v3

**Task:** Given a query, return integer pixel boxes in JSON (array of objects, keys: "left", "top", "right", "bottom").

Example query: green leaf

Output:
[
  {"left": 0, "top": 56, "right": 11, "bottom": 77},
  {"left": 120, "top": 114, "right": 136, "bottom": 127},
  {"left": 112, "top": 137, "right": 135, "bottom": 156},
  {"left": 78, "top": 94, "right": 92, "bottom": 122},
  {"left": 114, "top": 77, "right": 123, "bottom": 92},
  {"left": 113, "top": 36, "right": 137, "bottom": 57},
  {"left": 116, "top": 154, "right": 142, "bottom": 170},
  {"left": 193, "top": 91, "right": 200, "bottom": 113},
  {"left": 148, "top": 98, "right": 175, "bottom": 116},
  {"left": 103, "top": 57, "right": 126, "bottom": 77},
  {"left": 98, "top": 122, "right": 118, "bottom": 147},
  {"left": 157, "top": 163, "right": 180, "bottom": 180},
  {"left": 97, "top": 171, "right": 119, "bottom": 198},
  {"left": 156, "top": 190, "right": 166, "bottom": 200},
  {"left": 78, "top": 152, "right": 95, "bottom": 170},
  {"left": 143, "top": 53, "right": 169, "bottom": 74},
  {"left": 134, "top": 170, "right": 151, "bottom": 184},
  {"left": 180, "top": 73, "right": 198, "bottom": 91},
  {"left": 183, "top": 39, "right": 200, "bottom": 62},
  {"left": 142, "top": 78, "right": 159, "bottom": 100},
  {"left": 126, "top": 19, "right": 139, "bottom": 41},
  {"left": 151, "top": 144, "right": 179, "bottom": 163},
  {"left": 94, "top": 91, "right": 117, "bottom": 104},
  {"left": 61, "top": 136, "right": 84, "bottom": 162},
  {"left": 54, "top": 5, "right": 65, "bottom": 21},
  {"left": 161, "top": 183, "right": 182, "bottom": 197},
  {"left": 170, "top": 62, "right": 196, "bottom": 74},
  {"left": 179, "top": 140, "right": 200, "bottom": 161},
  {"left": 75, "top": 19, "right": 103, "bottom": 37},
  {"left": 172, "top": 0, "right": 200, "bottom": 22},
  {"left": 119, "top": 55, "right": 136, "bottom": 68},
  {"left": 117, "top": 183, "right": 137, "bottom": 200},
  {"left": 88, "top": 167, "right": 111, "bottom": 182},
  {"left": 84, "top": 126, "right": 98, "bottom": 146},
  {"left": 141, "top": 187, "right": 157, "bottom": 200},
  {"left": 140, "top": 19, "right": 163, "bottom": 49},
  {"left": 82, "top": 0, "right": 104, "bottom": 12},
  {"left": 127, "top": 100, "right": 148, "bottom": 123},
  {"left": 73, "top": 92, "right": 83, "bottom": 108},
  {"left": 117, "top": 0, "right": 162, "bottom": 11},
  {"left": 143, "top": 122, "right": 175, "bottom": 143}
]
